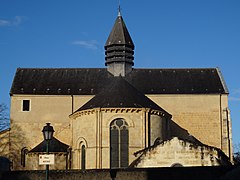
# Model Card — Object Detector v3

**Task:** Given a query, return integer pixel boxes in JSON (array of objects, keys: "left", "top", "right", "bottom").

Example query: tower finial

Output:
[{"left": 118, "top": 0, "right": 121, "bottom": 16}]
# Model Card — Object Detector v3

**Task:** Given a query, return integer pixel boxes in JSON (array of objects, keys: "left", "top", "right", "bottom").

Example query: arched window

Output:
[
  {"left": 110, "top": 118, "right": 129, "bottom": 168},
  {"left": 81, "top": 145, "right": 86, "bottom": 170},
  {"left": 21, "top": 147, "right": 28, "bottom": 167},
  {"left": 77, "top": 138, "right": 87, "bottom": 170}
]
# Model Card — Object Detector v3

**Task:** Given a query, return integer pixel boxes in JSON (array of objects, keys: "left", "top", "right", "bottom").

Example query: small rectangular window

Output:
[{"left": 22, "top": 100, "right": 30, "bottom": 111}]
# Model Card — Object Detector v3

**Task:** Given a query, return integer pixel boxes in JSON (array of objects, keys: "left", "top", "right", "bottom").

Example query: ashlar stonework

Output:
[{"left": 131, "top": 137, "right": 231, "bottom": 168}]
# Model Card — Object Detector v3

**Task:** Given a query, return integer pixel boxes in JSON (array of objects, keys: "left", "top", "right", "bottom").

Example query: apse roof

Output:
[
  {"left": 10, "top": 67, "right": 228, "bottom": 95},
  {"left": 75, "top": 76, "right": 170, "bottom": 115}
]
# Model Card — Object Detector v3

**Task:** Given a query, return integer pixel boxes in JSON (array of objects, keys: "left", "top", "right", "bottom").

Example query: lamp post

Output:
[
  {"left": 110, "top": 169, "right": 117, "bottom": 180},
  {"left": 42, "top": 123, "right": 54, "bottom": 180}
]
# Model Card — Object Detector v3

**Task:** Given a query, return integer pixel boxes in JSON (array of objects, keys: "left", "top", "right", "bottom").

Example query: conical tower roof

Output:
[{"left": 105, "top": 15, "right": 134, "bottom": 48}]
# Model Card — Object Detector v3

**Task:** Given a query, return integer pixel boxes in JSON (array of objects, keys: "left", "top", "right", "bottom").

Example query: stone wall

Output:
[
  {"left": 132, "top": 137, "right": 231, "bottom": 168},
  {"left": 26, "top": 153, "right": 68, "bottom": 170},
  {"left": 148, "top": 94, "right": 232, "bottom": 158},
  {"left": 71, "top": 108, "right": 148, "bottom": 169},
  {"left": 0, "top": 166, "right": 238, "bottom": 180},
  {"left": 9, "top": 93, "right": 232, "bottom": 170}
]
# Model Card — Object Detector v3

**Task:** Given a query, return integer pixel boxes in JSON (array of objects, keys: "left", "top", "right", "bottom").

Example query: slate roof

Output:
[
  {"left": 104, "top": 15, "right": 135, "bottom": 66},
  {"left": 28, "top": 137, "right": 69, "bottom": 153},
  {"left": 10, "top": 67, "right": 228, "bottom": 96},
  {"left": 126, "top": 68, "right": 228, "bottom": 94},
  {"left": 76, "top": 76, "right": 171, "bottom": 116},
  {"left": 105, "top": 15, "right": 134, "bottom": 48},
  {"left": 10, "top": 68, "right": 110, "bottom": 95}
]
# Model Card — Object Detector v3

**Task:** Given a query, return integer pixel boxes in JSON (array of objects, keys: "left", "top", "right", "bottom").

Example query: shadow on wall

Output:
[
  {"left": 170, "top": 120, "right": 202, "bottom": 144},
  {"left": 0, "top": 122, "right": 27, "bottom": 170},
  {"left": 9, "top": 122, "right": 28, "bottom": 170}
]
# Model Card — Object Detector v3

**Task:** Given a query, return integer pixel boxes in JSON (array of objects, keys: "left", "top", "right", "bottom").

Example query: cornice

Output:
[{"left": 69, "top": 107, "right": 171, "bottom": 119}]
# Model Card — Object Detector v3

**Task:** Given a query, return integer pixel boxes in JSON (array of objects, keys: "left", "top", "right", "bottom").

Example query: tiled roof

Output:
[
  {"left": 29, "top": 137, "right": 69, "bottom": 153},
  {"left": 76, "top": 76, "right": 170, "bottom": 116},
  {"left": 10, "top": 68, "right": 110, "bottom": 95},
  {"left": 105, "top": 15, "right": 134, "bottom": 48},
  {"left": 126, "top": 68, "right": 228, "bottom": 94},
  {"left": 105, "top": 15, "right": 135, "bottom": 66},
  {"left": 10, "top": 67, "right": 228, "bottom": 95}
]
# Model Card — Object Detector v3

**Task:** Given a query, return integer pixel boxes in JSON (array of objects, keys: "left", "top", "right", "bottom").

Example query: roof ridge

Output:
[
  {"left": 17, "top": 67, "right": 106, "bottom": 70},
  {"left": 134, "top": 67, "right": 218, "bottom": 70}
]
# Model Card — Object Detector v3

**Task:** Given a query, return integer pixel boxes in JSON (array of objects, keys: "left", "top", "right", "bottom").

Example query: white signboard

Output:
[{"left": 39, "top": 154, "right": 55, "bottom": 165}]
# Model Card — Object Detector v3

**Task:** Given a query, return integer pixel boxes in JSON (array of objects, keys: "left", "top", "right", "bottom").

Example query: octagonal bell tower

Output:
[{"left": 105, "top": 9, "right": 135, "bottom": 76}]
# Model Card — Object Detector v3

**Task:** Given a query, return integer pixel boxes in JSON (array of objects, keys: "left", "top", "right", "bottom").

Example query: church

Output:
[{"left": 4, "top": 9, "right": 232, "bottom": 170}]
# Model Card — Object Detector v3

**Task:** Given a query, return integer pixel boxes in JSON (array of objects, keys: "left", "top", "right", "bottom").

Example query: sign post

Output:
[{"left": 42, "top": 123, "right": 54, "bottom": 180}]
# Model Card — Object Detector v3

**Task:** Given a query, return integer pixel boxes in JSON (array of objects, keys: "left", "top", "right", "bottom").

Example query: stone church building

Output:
[{"left": 4, "top": 10, "right": 233, "bottom": 170}]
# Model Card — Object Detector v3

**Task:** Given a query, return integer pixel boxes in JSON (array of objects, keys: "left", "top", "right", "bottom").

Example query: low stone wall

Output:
[
  {"left": 132, "top": 137, "right": 231, "bottom": 168},
  {"left": 0, "top": 166, "right": 238, "bottom": 180}
]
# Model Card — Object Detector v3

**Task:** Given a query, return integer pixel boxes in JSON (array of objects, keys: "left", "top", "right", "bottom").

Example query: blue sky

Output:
[{"left": 0, "top": 1, "right": 240, "bottom": 150}]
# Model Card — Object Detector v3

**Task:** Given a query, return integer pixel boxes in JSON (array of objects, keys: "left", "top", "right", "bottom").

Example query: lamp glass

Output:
[{"left": 42, "top": 123, "right": 54, "bottom": 140}]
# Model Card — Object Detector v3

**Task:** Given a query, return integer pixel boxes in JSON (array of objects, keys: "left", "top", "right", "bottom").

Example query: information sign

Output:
[{"left": 39, "top": 154, "right": 55, "bottom": 165}]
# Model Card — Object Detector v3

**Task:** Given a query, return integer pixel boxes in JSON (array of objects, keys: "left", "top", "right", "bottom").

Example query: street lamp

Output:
[{"left": 42, "top": 123, "right": 54, "bottom": 180}]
